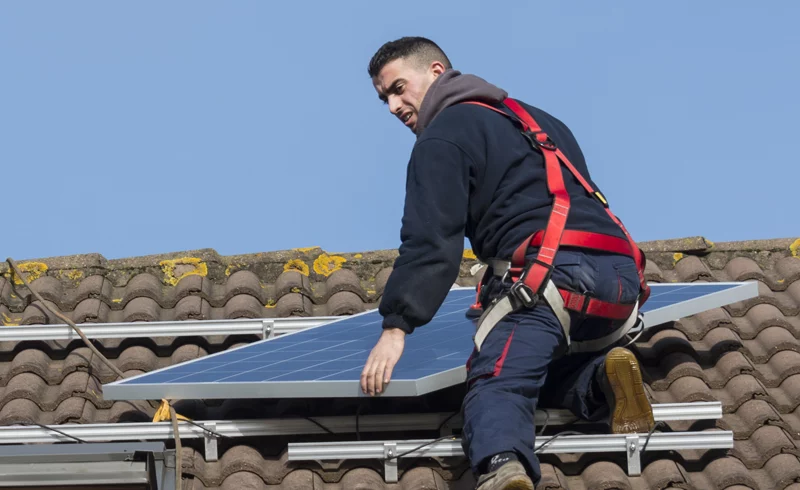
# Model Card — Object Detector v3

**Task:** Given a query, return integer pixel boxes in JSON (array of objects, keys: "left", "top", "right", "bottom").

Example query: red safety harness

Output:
[{"left": 463, "top": 98, "right": 650, "bottom": 350}]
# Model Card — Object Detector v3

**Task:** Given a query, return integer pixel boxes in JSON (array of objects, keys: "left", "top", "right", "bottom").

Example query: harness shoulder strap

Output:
[{"left": 462, "top": 98, "right": 650, "bottom": 307}]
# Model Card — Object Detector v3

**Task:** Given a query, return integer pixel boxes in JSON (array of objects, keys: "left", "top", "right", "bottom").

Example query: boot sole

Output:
[
  {"left": 605, "top": 347, "right": 655, "bottom": 434},
  {"left": 496, "top": 477, "right": 534, "bottom": 490},
  {"left": 477, "top": 468, "right": 534, "bottom": 490}
]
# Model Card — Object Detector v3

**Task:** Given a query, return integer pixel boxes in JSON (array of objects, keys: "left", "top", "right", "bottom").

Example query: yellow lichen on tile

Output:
[
  {"left": 5, "top": 262, "right": 49, "bottom": 285},
  {"left": 66, "top": 270, "right": 83, "bottom": 281},
  {"left": 112, "top": 298, "right": 123, "bottom": 303},
  {"left": 284, "top": 259, "right": 310, "bottom": 276},
  {"left": 224, "top": 262, "right": 246, "bottom": 276},
  {"left": 463, "top": 249, "right": 477, "bottom": 260},
  {"left": 265, "top": 299, "right": 276, "bottom": 308},
  {"left": 354, "top": 254, "right": 363, "bottom": 259},
  {"left": 313, "top": 253, "right": 346, "bottom": 276},
  {"left": 1, "top": 312, "right": 20, "bottom": 326},
  {"left": 673, "top": 253, "right": 684, "bottom": 265},
  {"left": 293, "top": 247, "right": 320, "bottom": 253},
  {"left": 791, "top": 238, "right": 800, "bottom": 258},
  {"left": 159, "top": 257, "right": 208, "bottom": 286}
]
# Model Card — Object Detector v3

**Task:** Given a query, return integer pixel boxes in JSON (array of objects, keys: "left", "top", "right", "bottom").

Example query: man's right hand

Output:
[{"left": 360, "top": 327, "right": 406, "bottom": 396}]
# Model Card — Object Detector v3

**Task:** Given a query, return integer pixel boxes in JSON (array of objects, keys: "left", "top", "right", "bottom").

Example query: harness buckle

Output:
[
  {"left": 523, "top": 131, "right": 557, "bottom": 151},
  {"left": 509, "top": 280, "right": 538, "bottom": 309}
]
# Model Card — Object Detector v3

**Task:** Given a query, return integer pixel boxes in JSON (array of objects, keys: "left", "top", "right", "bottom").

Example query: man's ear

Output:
[{"left": 430, "top": 61, "right": 447, "bottom": 77}]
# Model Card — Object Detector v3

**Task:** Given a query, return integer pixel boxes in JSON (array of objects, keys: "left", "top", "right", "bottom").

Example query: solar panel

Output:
[{"left": 102, "top": 281, "right": 757, "bottom": 401}]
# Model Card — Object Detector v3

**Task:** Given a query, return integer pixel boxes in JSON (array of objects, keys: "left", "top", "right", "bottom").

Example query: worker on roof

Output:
[{"left": 360, "top": 37, "right": 655, "bottom": 490}]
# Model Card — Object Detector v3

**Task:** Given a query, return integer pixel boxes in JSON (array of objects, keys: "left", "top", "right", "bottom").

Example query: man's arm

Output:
[
  {"left": 379, "top": 136, "right": 473, "bottom": 333},
  {"left": 361, "top": 136, "right": 473, "bottom": 396}
]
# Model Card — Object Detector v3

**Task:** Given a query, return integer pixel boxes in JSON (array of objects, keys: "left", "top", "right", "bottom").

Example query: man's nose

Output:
[{"left": 388, "top": 96, "right": 402, "bottom": 115}]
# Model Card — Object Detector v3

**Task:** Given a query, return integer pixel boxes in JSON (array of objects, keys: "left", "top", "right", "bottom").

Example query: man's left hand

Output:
[{"left": 361, "top": 327, "right": 406, "bottom": 396}]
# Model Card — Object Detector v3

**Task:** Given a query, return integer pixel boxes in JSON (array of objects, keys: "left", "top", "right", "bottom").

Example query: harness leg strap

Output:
[
  {"left": 543, "top": 279, "right": 571, "bottom": 343},
  {"left": 473, "top": 279, "right": 571, "bottom": 352},
  {"left": 474, "top": 295, "right": 516, "bottom": 351},
  {"left": 568, "top": 301, "right": 641, "bottom": 354},
  {"left": 473, "top": 279, "right": 641, "bottom": 354}
]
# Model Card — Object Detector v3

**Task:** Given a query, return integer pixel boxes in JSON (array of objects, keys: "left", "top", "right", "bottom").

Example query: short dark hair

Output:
[{"left": 368, "top": 37, "right": 452, "bottom": 78}]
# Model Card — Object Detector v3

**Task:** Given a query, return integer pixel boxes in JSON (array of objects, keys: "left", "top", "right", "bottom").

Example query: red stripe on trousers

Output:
[{"left": 493, "top": 327, "right": 516, "bottom": 377}]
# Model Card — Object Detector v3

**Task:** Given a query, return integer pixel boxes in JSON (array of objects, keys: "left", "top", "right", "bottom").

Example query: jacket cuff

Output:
[{"left": 382, "top": 314, "right": 413, "bottom": 334}]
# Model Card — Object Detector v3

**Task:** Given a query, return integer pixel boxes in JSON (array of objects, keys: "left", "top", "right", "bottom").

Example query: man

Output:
[{"left": 360, "top": 37, "right": 654, "bottom": 489}]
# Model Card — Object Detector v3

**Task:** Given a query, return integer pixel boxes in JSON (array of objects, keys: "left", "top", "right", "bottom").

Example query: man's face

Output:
[{"left": 372, "top": 57, "right": 445, "bottom": 133}]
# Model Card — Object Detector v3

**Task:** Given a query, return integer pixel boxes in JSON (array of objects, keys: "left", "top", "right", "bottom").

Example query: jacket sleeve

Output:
[{"left": 378, "top": 137, "right": 473, "bottom": 334}]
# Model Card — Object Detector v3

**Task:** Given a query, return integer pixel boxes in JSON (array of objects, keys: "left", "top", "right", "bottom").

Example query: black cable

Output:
[
  {"left": 305, "top": 417, "right": 335, "bottom": 434},
  {"left": 26, "top": 422, "right": 87, "bottom": 444},
  {"left": 384, "top": 435, "right": 457, "bottom": 461},
  {"left": 356, "top": 405, "right": 361, "bottom": 441},
  {"left": 537, "top": 409, "right": 550, "bottom": 436},
  {"left": 640, "top": 421, "right": 664, "bottom": 453},
  {"left": 534, "top": 430, "right": 585, "bottom": 454},
  {"left": 180, "top": 419, "right": 229, "bottom": 439},
  {"left": 436, "top": 411, "right": 459, "bottom": 433}
]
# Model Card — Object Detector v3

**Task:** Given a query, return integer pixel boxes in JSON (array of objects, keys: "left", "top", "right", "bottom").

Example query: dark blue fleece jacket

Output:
[{"left": 379, "top": 88, "right": 628, "bottom": 334}]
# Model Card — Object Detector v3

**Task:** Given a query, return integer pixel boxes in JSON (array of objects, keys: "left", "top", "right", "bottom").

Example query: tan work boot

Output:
[
  {"left": 598, "top": 346, "right": 655, "bottom": 434},
  {"left": 475, "top": 460, "right": 534, "bottom": 490}
]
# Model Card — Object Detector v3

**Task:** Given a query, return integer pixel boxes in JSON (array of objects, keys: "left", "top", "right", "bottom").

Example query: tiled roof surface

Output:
[{"left": 1, "top": 236, "right": 799, "bottom": 489}]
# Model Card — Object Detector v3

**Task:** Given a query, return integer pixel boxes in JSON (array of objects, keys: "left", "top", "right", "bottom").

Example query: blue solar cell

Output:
[
  {"left": 105, "top": 281, "right": 755, "bottom": 399},
  {"left": 117, "top": 288, "right": 476, "bottom": 387},
  {"left": 639, "top": 283, "right": 738, "bottom": 312}
]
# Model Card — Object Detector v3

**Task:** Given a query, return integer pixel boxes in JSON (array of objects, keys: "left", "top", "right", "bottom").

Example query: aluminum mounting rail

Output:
[
  {"left": 533, "top": 401, "right": 721, "bottom": 427},
  {"left": 0, "top": 316, "right": 341, "bottom": 342},
  {"left": 0, "top": 413, "right": 454, "bottom": 462},
  {"left": 0, "top": 402, "right": 721, "bottom": 462},
  {"left": 288, "top": 430, "right": 735, "bottom": 481}
]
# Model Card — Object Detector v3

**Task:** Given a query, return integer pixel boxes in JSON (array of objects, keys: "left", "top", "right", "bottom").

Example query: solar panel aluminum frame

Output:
[
  {"left": 640, "top": 281, "right": 757, "bottom": 329},
  {"left": 102, "top": 282, "right": 758, "bottom": 401}
]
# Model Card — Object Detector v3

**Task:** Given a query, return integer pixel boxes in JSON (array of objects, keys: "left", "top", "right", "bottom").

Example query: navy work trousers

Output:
[{"left": 460, "top": 249, "right": 642, "bottom": 484}]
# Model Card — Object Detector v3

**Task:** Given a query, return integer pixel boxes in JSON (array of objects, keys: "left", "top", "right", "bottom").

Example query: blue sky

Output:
[{"left": 2, "top": 2, "right": 797, "bottom": 261}]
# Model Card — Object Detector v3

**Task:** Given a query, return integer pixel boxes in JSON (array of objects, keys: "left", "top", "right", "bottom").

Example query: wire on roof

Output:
[
  {"left": 436, "top": 411, "right": 459, "bottom": 433},
  {"left": 23, "top": 422, "right": 87, "bottom": 444},
  {"left": 384, "top": 435, "right": 458, "bottom": 462},
  {"left": 6, "top": 257, "right": 184, "bottom": 490},
  {"left": 641, "top": 421, "right": 664, "bottom": 453},
  {"left": 537, "top": 409, "right": 550, "bottom": 436},
  {"left": 533, "top": 430, "right": 584, "bottom": 453},
  {"left": 181, "top": 419, "right": 229, "bottom": 440},
  {"left": 305, "top": 417, "right": 335, "bottom": 435},
  {"left": 6, "top": 258, "right": 127, "bottom": 382},
  {"left": 356, "top": 405, "right": 361, "bottom": 441}
]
